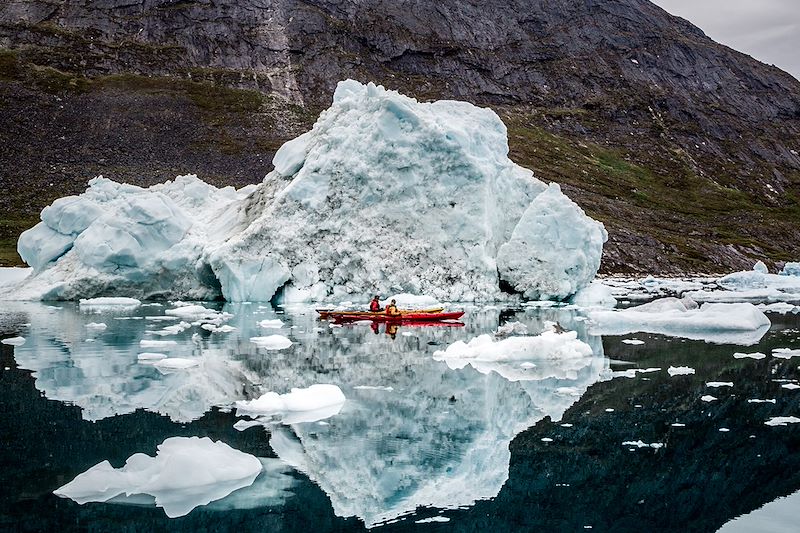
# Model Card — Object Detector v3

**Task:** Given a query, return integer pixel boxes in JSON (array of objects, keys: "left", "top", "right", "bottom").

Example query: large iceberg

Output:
[{"left": 5, "top": 80, "right": 605, "bottom": 302}]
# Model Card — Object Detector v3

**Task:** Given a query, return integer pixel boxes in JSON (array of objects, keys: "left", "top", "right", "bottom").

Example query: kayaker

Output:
[
  {"left": 369, "top": 295, "right": 381, "bottom": 312},
  {"left": 385, "top": 299, "right": 401, "bottom": 316}
]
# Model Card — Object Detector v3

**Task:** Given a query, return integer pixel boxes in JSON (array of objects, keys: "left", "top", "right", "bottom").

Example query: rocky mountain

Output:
[{"left": 1, "top": 0, "right": 799, "bottom": 273}]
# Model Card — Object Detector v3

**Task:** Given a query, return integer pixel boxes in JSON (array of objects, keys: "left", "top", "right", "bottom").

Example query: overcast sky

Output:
[{"left": 651, "top": 0, "right": 800, "bottom": 80}]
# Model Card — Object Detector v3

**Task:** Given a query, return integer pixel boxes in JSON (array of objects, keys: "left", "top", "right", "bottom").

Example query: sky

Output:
[{"left": 651, "top": 0, "right": 800, "bottom": 80}]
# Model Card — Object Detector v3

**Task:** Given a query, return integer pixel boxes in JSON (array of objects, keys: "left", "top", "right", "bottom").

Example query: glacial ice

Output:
[
  {"left": 53, "top": 436, "right": 262, "bottom": 517},
  {"left": 588, "top": 298, "right": 771, "bottom": 345},
  {"left": 5, "top": 80, "right": 606, "bottom": 303},
  {"left": 235, "top": 384, "right": 346, "bottom": 424}
]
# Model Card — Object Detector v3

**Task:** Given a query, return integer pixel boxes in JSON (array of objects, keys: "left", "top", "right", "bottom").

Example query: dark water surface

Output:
[{"left": 1, "top": 301, "right": 798, "bottom": 532}]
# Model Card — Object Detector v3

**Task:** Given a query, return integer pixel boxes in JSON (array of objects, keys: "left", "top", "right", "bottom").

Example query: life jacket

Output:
[
  {"left": 370, "top": 300, "right": 381, "bottom": 312},
  {"left": 386, "top": 304, "right": 400, "bottom": 316}
]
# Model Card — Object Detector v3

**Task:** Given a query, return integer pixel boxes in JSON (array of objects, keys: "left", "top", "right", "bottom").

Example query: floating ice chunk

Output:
[
  {"left": 701, "top": 395, "right": 717, "bottom": 402},
  {"left": 759, "top": 302, "right": 798, "bottom": 314},
  {"left": 748, "top": 399, "right": 776, "bottom": 403},
  {"left": 621, "top": 339, "right": 645, "bottom": 345},
  {"left": 671, "top": 423, "right": 686, "bottom": 427},
  {"left": 153, "top": 358, "right": 200, "bottom": 370},
  {"left": 353, "top": 386, "right": 394, "bottom": 392},
  {"left": 53, "top": 436, "right": 262, "bottom": 517},
  {"left": 734, "top": 352, "right": 766, "bottom": 359},
  {"left": 706, "top": 382, "right": 734, "bottom": 388},
  {"left": 433, "top": 328, "right": 594, "bottom": 382},
  {"left": 765, "top": 416, "right": 800, "bottom": 426},
  {"left": 139, "top": 339, "right": 177, "bottom": 349},
  {"left": 85, "top": 322, "right": 107, "bottom": 331},
  {"left": 415, "top": 516, "right": 451, "bottom": 524},
  {"left": 589, "top": 300, "right": 770, "bottom": 345},
  {"left": 773, "top": 348, "right": 800, "bottom": 359},
  {"left": 137, "top": 352, "right": 167, "bottom": 361},
  {"left": 753, "top": 261, "right": 768, "bottom": 274},
  {"left": 496, "top": 183, "right": 607, "bottom": 301},
  {"left": 236, "top": 384, "right": 346, "bottom": 424},
  {"left": 233, "top": 420, "right": 264, "bottom": 432},
  {"left": 719, "top": 428, "right": 730, "bottom": 432},
  {"left": 622, "top": 441, "right": 664, "bottom": 449},
  {"left": 570, "top": 281, "right": 617, "bottom": 308},
  {"left": 79, "top": 297, "right": 142, "bottom": 311},
  {"left": 249, "top": 335, "right": 293, "bottom": 350},
  {"left": 166, "top": 305, "right": 219, "bottom": 320},
  {"left": 258, "top": 319, "right": 285, "bottom": 329},
  {"left": 668, "top": 366, "right": 695, "bottom": 376},
  {"left": 782, "top": 384, "right": 800, "bottom": 390},
  {"left": 541, "top": 438, "right": 554, "bottom": 442},
  {"left": 17, "top": 223, "right": 76, "bottom": 271},
  {"left": 1, "top": 336, "right": 26, "bottom": 346}
]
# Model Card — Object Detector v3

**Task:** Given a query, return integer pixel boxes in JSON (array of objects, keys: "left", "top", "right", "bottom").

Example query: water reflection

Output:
[{"left": 5, "top": 301, "right": 607, "bottom": 525}]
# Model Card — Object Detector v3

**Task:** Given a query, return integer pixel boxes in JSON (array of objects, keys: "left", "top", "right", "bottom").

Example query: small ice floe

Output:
[
  {"left": 165, "top": 305, "right": 218, "bottom": 320},
  {"left": 85, "top": 322, "right": 107, "bottom": 331},
  {"left": 79, "top": 297, "right": 141, "bottom": 313},
  {"left": 772, "top": 348, "right": 800, "bottom": 359},
  {"left": 353, "top": 385, "right": 394, "bottom": 392},
  {"left": 707, "top": 382, "right": 734, "bottom": 388},
  {"left": 235, "top": 384, "right": 346, "bottom": 425},
  {"left": 139, "top": 339, "right": 177, "bottom": 349},
  {"left": 146, "top": 315, "right": 181, "bottom": 322},
  {"left": 561, "top": 423, "right": 574, "bottom": 427},
  {"left": 765, "top": 416, "right": 800, "bottom": 426},
  {"left": 622, "top": 441, "right": 665, "bottom": 449},
  {"left": 605, "top": 408, "right": 615, "bottom": 412},
  {"left": 588, "top": 298, "right": 770, "bottom": 345},
  {"left": 701, "top": 395, "right": 718, "bottom": 402},
  {"left": 1, "top": 336, "right": 26, "bottom": 346},
  {"left": 520, "top": 362, "right": 536, "bottom": 369},
  {"left": 53, "top": 436, "right": 262, "bottom": 518},
  {"left": 668, "top": 366, "right": 695, "bottom": 376},
  {"left": 258, "top": 319, "right": 284, "bottom": 329},
  {"left": 233, "top": 420, "right": 264, "bottom": 432},
  {"left": 759, "top": 302, "right": 798, "bottom": 314},
  {"left": 153, "top": 358, "right": 199, "bottom": 370},
  {"left": 149, "top": 321, "right": 191, "bottom": 336},
  {"left": 250, "top": 335, "right": 293, "bottom": 350},
  {"left": 611, "top": 367, "right": 660, "bottom": 377},
  {"left": 748, "top": 399, "right": 776, "bottom": 404},
  {"left": 782, "top": 384, "right": 800, "bottom": 390},
  {"left": 201, "top": 324, "right": 237, "bottom": 334},
  {"left": 719, "top": 428, "right": 730, "bottom": 432},
  {"left": 671, "top": 423, "right": 686, "bottom": 427},
  {"left": 415, "top": 516, "right": 450, "bottom": 524},
  {"left": 137, "top": 352, "right": 167, "bottom": 361},
  {"left": 622, "top": 339, "right": 645, "bottom": 345},
  {"left": 734, "top": 352, "right": 766, "bottom": 359}
]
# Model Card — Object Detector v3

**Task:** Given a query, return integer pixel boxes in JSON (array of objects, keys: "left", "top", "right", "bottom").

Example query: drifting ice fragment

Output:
[
  {"left": 53, "top": 436, "right": 262, "bottom": 517},
  {"left": 765, "top": 416, "right": 800, "bottom": 426},
  {"left": 668, "top": 366, "right": 695, "bottom": 376},
  {"left": 1, "top": 336, "right": 26, "bottom": 346},
  {"left": 250, "top": 335, "right": 293, "bottom": 350}
]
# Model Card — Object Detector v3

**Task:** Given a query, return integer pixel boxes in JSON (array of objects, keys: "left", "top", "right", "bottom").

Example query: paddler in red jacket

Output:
[
  {"left": 385, "top": 299, "right": 401, "bottom": 317},
  {"left": 369, "top": 295, "right": 381, "bottom": 312}
]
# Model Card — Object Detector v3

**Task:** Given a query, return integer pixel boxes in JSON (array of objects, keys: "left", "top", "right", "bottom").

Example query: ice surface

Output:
[
  {"left": 780, "top": 262, "right": 800, "bottom": 276},
  {"left": 706, "top": 382, "right": 734, "bottom": 388},
  {"left": 1, "top": 336, "right": 26, "bottom": 346},
  {"left": 621, "top": 339, "right": 645, "bottom": 345},
  {"left": 0, "top": 267, "right": 32, "bottom": 287},
  {"left": 258, "top": 319, "right": 284, "bottom": 329},
  {"left": 6, "top": 81, "right": 605, "bottom": 303},
  {"left": 588, "top": 299, "right": 770, "bottom": 345},
  {"left": 53, "top": 436, "right": 262, "bottom": 517},
  {"left": 701, "top": 395, "right": 717, "bottom": 402}
]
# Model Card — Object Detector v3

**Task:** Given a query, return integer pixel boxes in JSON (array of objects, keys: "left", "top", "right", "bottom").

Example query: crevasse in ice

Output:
[{"left": 8, "top": 80, "right": 606, "bottom": 302}]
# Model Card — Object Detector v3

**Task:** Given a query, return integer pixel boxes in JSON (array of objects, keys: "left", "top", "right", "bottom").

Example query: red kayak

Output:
[{"left": 330, "top": 311, "right": 465, "bottom": 323}]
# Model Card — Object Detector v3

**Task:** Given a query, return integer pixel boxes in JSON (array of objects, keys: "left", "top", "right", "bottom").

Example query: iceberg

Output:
[
  {"left": 5, "top": 80, "right": 605, "bottom": 303},
  {"left": 53, "top": 436, "right": 263, "bottom": 517},
  {"left": 588, "top": 298, "right": 771, "bottom": 345}
]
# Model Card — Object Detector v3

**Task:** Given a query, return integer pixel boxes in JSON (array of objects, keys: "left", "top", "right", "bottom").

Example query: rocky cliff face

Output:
[{"left": 1, "top": 0, "right": 799, "bottom": 273}]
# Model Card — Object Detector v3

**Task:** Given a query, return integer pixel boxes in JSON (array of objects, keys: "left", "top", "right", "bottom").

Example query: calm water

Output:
[{"left": 0, "top": 301, "right": 799, "bottom": 532}]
